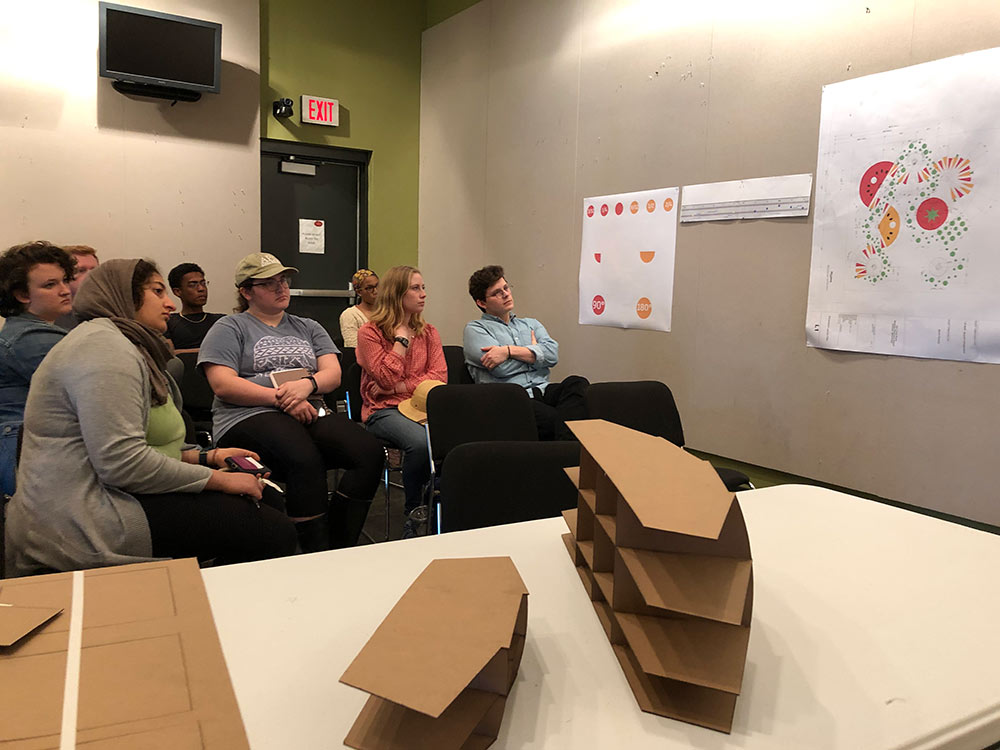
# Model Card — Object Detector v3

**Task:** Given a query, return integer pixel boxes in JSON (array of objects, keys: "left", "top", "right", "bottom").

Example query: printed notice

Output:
[{"left": 298, "top": 219, "right": 325, "bottom": 254}]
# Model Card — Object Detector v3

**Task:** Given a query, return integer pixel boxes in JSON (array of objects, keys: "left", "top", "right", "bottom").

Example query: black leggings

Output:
[
  {"left": 530, "top": 375, "right": 590, "bottom": 441},
  {"left": 218, "top": 410, "right": 384, "bottom": 517},
  {"left": 136, "top": 487, "right": 297, "bottom": 565}
]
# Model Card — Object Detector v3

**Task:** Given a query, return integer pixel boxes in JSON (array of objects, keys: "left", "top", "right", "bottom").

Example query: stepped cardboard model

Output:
[
  {"left": 340, "top": 557, "right": 529, "bottom": 750},
  {"left": 562, "top": 419, "right": 753, "bottom": 733},
  {"left": 0, "top": 558, "right": 250, "bottom": 749}
]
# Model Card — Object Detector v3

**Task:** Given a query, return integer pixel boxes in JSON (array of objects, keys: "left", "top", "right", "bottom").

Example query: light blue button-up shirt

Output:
[{"left": 463, "top": 313, "right": 559, "bottom": 393}]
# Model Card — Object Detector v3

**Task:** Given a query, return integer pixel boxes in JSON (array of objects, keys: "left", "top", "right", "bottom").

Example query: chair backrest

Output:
[
  {"left": 442, "top": 345, "right": 474, "bottom": 385},
  {"left": 585, "top": 380, "right": 685, "bottom": 447},
  {"left": 328, "top": 347, "right": 356, "bottom": 410},
  {"left": 425, "top": 384, "right": 536, "bottom": 462},
  {"left": 175, "top": 351, "right": 215, "bottom": 423},
  {"left": 343, "top": 361, "right": 363, "bottom": 422},
  {"left": 439, "top": 441, "right": 581, "bottom": 532}
]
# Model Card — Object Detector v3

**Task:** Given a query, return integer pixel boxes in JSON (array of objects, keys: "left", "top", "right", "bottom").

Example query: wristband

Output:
[
  {"left": 303, "top": 374, "right": 318, "bottom": 394},
  {"left": 199, "top": 449, "right": 210, "bottom": 467},
  {"left": 394, "top": 336, "right": 410, "bottom": 349}
]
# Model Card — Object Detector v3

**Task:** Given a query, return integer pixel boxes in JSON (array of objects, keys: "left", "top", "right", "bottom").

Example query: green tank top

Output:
[{"left": 146, "top": 399, "right": 186, "bottom": 460}]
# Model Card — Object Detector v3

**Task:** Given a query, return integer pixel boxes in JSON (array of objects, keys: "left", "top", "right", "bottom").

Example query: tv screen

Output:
[{"left": 99, "top": 2, "right": 221, "bottom": 93}]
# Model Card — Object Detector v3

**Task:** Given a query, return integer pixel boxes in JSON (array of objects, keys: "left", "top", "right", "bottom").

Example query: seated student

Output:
[
  {"left": 356, "top": 266, "right": 447, "bottom": 534},
  {"left": 339, "top": 268, "right": 379, "bottom": 348},
  {"left": 463, "top": 265, "right": 588, "bottom": 441},
  {"left": 199, "top": 252, "right": 383, "bottom": 552},
  {"left": 54, "top": 244, "right": 100, "bottom": 330},
  {"left": 4, "top": 259, "right": 296, "bottom": 577},
  {"left": 165, "top": 262, "right": 226, "bottom": 351},
  {"left": 0, "top": 241, "right": 74, "bottom": 498}
]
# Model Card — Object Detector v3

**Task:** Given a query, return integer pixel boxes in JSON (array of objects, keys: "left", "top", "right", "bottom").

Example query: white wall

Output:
[
  {"left": 0, "top": 0, "right": 260, "bottom": 314},
  {"left": 419, "top": 0, "right": 1000, "bottom": 526}
]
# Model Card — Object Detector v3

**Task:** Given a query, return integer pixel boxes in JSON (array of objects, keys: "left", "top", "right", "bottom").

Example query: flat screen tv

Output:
[{"left": 99, "top": 2, "right": 221, "bottom": 96}]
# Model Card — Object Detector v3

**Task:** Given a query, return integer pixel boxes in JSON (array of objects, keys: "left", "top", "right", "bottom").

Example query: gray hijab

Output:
[{"left": 72, "top": 258, "right": 172, "bottom": 406}]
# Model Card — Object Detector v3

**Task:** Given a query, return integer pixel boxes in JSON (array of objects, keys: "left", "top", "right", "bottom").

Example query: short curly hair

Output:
[
  {"left": 0, "top": 241, "right": 76, "bottom": 317},
  {"left": 167, "top": 262, "right": 204, "bottom": 291},
  {"left": 467, "top": 265, "right": 506, "bottom": 310}
]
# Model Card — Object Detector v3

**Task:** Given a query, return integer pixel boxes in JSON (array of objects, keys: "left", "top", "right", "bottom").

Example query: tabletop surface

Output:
[{"left": 202, "top": 484, "right": 1000, "bottom": 750}]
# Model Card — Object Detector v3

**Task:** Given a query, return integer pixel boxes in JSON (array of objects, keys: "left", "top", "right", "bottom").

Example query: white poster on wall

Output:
[
  {"left": 806, "top": 47, "right": 1000, "bottom": 363},
  {"left": 298, "top": 218, "right": 326, "bottom": 254},
  {"left": 579, "top": 187, "right": 679, "bottom": 332}
]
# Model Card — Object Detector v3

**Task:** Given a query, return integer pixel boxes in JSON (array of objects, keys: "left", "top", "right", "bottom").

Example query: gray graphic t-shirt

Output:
[{"left": 197, "top": 312, "right": 338, "bottom": 440}]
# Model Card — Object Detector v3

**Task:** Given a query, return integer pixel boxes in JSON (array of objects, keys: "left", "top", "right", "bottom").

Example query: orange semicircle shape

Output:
[{"left": 639, "top": 251, "right": 655, "bottom": 263}]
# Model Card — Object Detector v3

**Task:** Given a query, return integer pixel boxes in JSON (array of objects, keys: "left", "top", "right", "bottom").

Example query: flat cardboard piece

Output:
[
  {"left": 0, "top": 559, "right": 249, "bottom": 750},
  {"left": 616, "top": 495, "right": 752, "bottom": 559},
  {"left": 568, "top": 419, "right": 734, "bottom": 539},
  {"left": 617, "top": 547, "right": 751, "bottom": 625},
  {"left": 0, "top": 604, "right": 62, "bottom": 646},
  {"left": 341, "top": 557, "right": 528, "bottom": 750},
  {"left": 616, "top": 612, "right": 750, "bottom": 694}
]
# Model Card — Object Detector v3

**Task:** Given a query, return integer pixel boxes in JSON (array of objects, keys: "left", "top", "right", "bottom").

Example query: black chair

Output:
[
  {"left": 585, "top": 381, "right": 753, "bottom": 492},
  {"left": 327, "top": 346, "right": 356, "bottom": 412},
  {"left": 424, "top": 384, "right": 582, "bottom": 533},
  {"left": 343, "top": 362, "right": 401, "bottom": 542},
  {"left": 442, "top": 345, "right": 474, "bottom": 385},
  {"left": 175, "top": 352, "right": 215, "bottom": 441},
  {"left": 439, "top": 441, "right": 581, "bottom": 532}
]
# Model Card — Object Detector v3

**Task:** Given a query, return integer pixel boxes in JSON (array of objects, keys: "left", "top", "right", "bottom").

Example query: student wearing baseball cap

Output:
[{"left": 199, "top": 252, "right": 384, "bottom": 552}]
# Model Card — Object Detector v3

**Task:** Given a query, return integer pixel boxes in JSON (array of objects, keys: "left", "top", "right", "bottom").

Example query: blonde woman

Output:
[
  {"left": 356, "top": 266, "right": 446, "bottom": 523},
  {"left": 339, "top": 269, "right": 378, "bottom": 348}
]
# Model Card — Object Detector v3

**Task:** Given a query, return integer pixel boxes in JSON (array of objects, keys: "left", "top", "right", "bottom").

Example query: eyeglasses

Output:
[
  {"left": 360, "top": 283, "right": 378, "bottom": 293},
  {"left": 184, "top": 280, "right": 209, "bottom": 289},
  {"left": 486, "top": 284, "right": 512, "bottom": 300},
  {"left": 250, "top": 276, "right": 292, "bottom": 292}
]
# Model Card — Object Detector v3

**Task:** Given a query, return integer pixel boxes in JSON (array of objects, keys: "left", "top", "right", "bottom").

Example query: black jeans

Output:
[
  {"left": 136, "top": 487, "right": 297, "bottom": 565},
  {"left": 219, "top": 410, "right": 384, "bottom": 517},
  {"left": 530, "top": 375, "right": 590, "bottom": 441}
]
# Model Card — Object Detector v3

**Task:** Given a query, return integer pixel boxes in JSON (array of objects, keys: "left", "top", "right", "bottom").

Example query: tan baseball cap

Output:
[
  {"left": 398, "top": 379, "right": 446, "bottom": 424},
  {"left": 234, "top": 252, "right": 298, "bottom": 285}
]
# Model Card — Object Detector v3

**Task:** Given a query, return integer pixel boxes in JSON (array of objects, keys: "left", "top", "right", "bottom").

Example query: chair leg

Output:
[{"left": 383, "top": 463, "right": 390, "bottom": 542}]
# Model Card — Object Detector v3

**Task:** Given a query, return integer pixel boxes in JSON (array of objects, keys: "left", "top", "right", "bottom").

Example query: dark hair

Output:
[
  {"left": 167, "top": 262, "right": 204, "bottom": 290},
  {"left": 0, "top": 241, "right": 76, "bottom": 317},
  {"left": 468, "top": 265, "right": 506, "bottom": 310},
  {"left": 131, "top": 260, "right": 161, "bottom": 310}
]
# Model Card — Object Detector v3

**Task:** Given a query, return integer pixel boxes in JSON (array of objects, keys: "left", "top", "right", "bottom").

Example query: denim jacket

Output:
[
  {"left": 462, "top": 313, "right": 559, "bottom": 392},
  {"left": 0, "top": 313, "right": 66, "bottom": 424}
]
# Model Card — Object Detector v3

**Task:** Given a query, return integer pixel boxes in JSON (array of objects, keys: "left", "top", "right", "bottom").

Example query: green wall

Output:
[
  {"left": 261, "top": 0, "right": 424, "bottom": 272},
  {"left": 424, "top": 0, "right": 481, "bottom": 29}
]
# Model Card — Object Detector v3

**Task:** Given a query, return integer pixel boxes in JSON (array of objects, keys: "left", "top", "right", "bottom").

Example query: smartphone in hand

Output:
[{"left": 225, "top": 456, "right": 268, "bottom": 474}]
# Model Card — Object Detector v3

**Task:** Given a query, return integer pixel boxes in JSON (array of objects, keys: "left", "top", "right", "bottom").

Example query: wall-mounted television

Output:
[{"left": 99, "top": 2, "right": 222, "bottom": 98}]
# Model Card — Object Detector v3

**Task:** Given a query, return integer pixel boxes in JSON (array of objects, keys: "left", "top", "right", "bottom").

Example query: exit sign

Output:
[{"left": 301, "top": 95, "right": 339, "bottom": 126}]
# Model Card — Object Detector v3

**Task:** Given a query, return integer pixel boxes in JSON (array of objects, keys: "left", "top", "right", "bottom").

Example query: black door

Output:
[{"left": 260, "top": 138, "right": 370, "bottom": 340}]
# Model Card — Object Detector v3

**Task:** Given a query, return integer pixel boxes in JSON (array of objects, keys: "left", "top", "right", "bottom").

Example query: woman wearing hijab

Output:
[
  {"left": 356, "top": 265, "right": 447, "bottom": 532},
  {"left": 338, "top": 268, "right": 378, "bottom": 348},
  {"left": 199, "top": 253, "right": 383, "bottom": 553},
  {"left": 4, "top": 259, "right": 297, "bottom": 577}
]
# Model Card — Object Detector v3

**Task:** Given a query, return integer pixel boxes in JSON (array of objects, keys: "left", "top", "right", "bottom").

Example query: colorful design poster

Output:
[
  {"left": 579, "top": 187, "right": 679, "bottom": 332},
  {"left": 806, "top": 47, "right": 1000, "bottom": 363}
]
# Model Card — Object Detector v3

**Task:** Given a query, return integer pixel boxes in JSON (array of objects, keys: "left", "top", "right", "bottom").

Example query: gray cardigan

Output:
[{"left": 5, "top": 319, "right": 212, "bottom": 576}]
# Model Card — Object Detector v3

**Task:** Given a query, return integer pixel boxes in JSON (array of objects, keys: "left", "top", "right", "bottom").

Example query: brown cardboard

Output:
[
  {"left": 0, "top": 559, "right": 250, "bottom": 750},
  {"left": 569, "top": 420, "right": 735, "bottom": 539},
  {"left": 0, "top": 604, "right": 62, "bottom": 647},
  {"left": 564, "top": 419, "right": 754, "bottom": 734},
  {"left": 341, "top": 557, "right": 529, "bottom": 750}
]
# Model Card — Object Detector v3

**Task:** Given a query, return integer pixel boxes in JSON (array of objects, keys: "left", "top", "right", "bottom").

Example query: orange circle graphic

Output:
[
  {"left": 636, "top": 297, "right": 652, "bottom": 319},
  {"left": 645, "top": 200, "right": 656, "bottom": 213},
  {"left": 630, "top": 201, "right": 639, "bottom": 214},
  {"left": 663, "top": 198, "right": 674, "bottom": 212}
]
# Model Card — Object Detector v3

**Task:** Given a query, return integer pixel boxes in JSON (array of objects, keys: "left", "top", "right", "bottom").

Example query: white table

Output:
[{"left": 202, "top": 485, "right": 1000, "bottom": 750}]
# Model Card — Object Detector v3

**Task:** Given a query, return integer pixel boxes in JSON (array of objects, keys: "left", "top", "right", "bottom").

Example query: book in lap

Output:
[{"left": 269, "top": 367, "right": 310, "bottom": 388}]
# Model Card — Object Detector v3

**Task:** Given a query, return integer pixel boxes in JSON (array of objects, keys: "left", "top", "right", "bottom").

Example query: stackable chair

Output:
[
  {"left": 424, "top": 383, "right": 580, "bottom": 533},
  {"left": 585, "top": 380, "right": 754, "bottom": 492},
  {"left": 441, "top": 345, "right": 474, "bottom": 385},
  {"left": 438, "top": 441, "right": 580, "bottom": 532},
  {"left": 343, "top": 362, "right": 402, "bottom": 542},
  {"left": 175, "top": 352, "right": 215, "bottom": 447}
]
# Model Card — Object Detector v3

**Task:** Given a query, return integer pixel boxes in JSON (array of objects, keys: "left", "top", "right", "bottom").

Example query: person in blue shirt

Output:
[
  {"left": 0, "top": 241, "right": 75, "bottom": 496},
  {"left": 463, "top": 265, "right": 588, "bottom": 440}
]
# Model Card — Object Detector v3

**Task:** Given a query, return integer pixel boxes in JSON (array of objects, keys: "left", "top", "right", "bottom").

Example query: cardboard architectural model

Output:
[
  {"left": 340, "top": 557, "right": 528, "bottom": 750},
  {"left": 0, "top": 558, "right": 250, "bottom": 749},
  {"left": 562, "top": 419, "right": 753, "bottom": 733}
]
